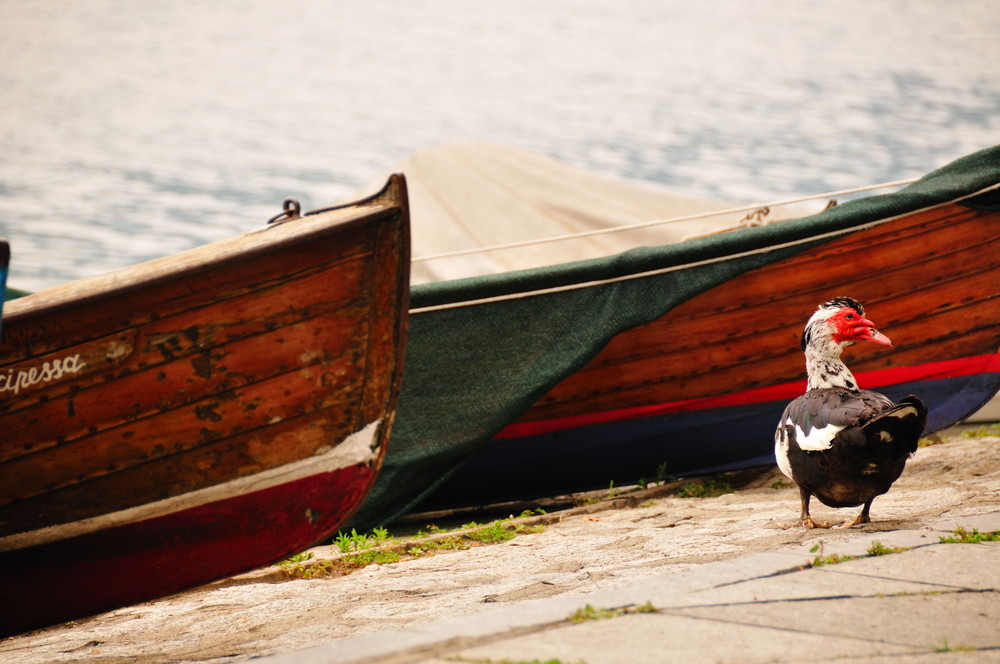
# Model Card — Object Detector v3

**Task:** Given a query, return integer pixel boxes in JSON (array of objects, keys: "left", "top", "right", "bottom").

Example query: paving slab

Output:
[
  {"left": 444, "top": 547, "right": 1000, "bottom": 664},
  {"left": 258, "top": 519, "right": 1000, "bottom": 664},
  {"left": 450, "top": 611, "right": 924, "bottom": 664}
]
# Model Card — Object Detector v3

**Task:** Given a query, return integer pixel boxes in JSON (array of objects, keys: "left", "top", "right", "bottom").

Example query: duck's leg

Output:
[
  {"left": 799, "top": 486, "right": 830, "bottom": 529},
  {"left": 838, "top": 500, "right": 873, "bottom": 528}
]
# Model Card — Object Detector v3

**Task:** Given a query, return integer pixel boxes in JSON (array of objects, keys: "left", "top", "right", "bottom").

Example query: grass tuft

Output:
[
  {"left": 867, "top": 541, "right": 908, "bottom": 556},
  {"left": 805, "top": 539, "right": 909, "bottom": 569},
  {"left": 568, "top": 602, "right": 655, "bottom": 623},
  {"left": 677, "top": 479, "right": 733, "bottom": 498},
  {"left": 275, "top": 551, "right": 314, "bottom": 568},
  {"left": 960, "top": 423, "right": 1000, "bottom": 439},
  {"left": 939, "top": 527, "right": 1000, "bottom": 544},
  {"left": 464, "top": 522, "right": 516, "bottom": 544},
  {"left": 280, "top": 515, "right": 547, "bottom": 579},
  {"left": 341, "top": 549, "right": 402, "bottom": 568},
  {"left": 935, "top": 638, "right": 978, "bottom": 653},
  {"left": 809, "top": 552, "right": 857, "bottom": 567}
]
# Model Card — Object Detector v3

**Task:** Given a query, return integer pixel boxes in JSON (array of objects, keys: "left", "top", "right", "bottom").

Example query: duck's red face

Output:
[{"left": 829, "top": 306, "right": 892, "bottom": 346}]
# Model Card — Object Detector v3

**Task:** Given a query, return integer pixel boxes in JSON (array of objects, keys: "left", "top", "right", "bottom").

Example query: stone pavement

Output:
[{"left": 258, "top": 511, "right": 1000, "bottom": 664}]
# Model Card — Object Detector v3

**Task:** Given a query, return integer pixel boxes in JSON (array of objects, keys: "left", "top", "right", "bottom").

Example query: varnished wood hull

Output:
[
  {"left": 425, "top": 197, "right": 999, "bottom": 507},
  {"left": 0, "top": 176, "right": 410, "bottom": 635}
]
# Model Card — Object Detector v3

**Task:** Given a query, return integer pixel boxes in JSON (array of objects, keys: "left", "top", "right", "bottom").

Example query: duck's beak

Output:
[{"left": 857, "top": 318, "right": 892, "bottom": 346}]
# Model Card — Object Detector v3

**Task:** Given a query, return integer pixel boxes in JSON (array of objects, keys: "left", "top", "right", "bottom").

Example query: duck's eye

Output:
[{"left": 845, "top": 313, "right": 854, "bottom": 320}]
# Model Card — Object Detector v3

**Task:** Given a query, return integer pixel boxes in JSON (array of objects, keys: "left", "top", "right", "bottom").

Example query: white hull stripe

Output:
[{"left": 0, "top": 418, "right": 383, "bottom": 553}]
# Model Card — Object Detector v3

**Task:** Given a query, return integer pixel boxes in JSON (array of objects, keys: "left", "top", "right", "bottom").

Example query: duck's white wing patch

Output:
[
  {"left": 884, "top": 406, "right": 920, "bottom": 419},
  {"left": 774, "top": 424, "right": 792, "bottom": 478},
  {"left": 788, "top": 417, "right": 843, "bottom": 451}
]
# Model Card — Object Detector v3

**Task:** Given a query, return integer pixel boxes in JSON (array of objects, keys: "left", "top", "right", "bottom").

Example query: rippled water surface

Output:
[{"left": 1, "top": 0, "right": 998, "bottom": 290}]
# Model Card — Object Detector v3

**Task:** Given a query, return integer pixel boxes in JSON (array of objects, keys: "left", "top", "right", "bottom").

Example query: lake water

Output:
[{"left": 2, "top": 0, "right": 998, "bottom": 291}]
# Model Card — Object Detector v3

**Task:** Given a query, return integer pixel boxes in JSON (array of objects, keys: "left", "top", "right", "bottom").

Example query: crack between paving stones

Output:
[
  {"left": 345, "top": 621, "right": 577, "bottom": 664},
  {"left": 655, "top": 588, "right": 998, "bottom": 651},
  {"left": 660, "top": 587, "right": 995, "bottom": 611},
  {"left": 652, "top": 608, "right": 1000, "bottom": 661},
  {"left": 707, "top": 541, "right": 966, "bottom": 591},
  {"left": 652, "top": 609, "right": 928, "bottom": 652},
  {"left": 347, "top": 589, "right": 996, "bottom": 664},
  {"left": 812, "top": 566, "right": 990, "bottom": 592}
]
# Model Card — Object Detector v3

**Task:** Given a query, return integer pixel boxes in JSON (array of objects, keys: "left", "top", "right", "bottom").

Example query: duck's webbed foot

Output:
[
  {"left": 802, "top": 516, "right": 831, "bottom": 529},
  {"left": 798, "top": 487, "right": 831, "bottom": 529},
  {"left": 836, "top": 501, "right": 873, "bottom": 528}
]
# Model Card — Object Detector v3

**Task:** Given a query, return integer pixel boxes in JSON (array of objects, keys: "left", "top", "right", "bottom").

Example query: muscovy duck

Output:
[{"left": 774, "top": 297, "right": 927, "bottom": 529}]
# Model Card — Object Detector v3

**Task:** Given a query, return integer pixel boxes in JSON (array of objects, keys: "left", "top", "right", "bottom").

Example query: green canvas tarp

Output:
[{"left": 346, "top": 145, "right": 1000, "bottom": 531}]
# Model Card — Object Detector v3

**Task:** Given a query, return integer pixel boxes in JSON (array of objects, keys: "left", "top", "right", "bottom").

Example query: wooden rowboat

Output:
[
  {"left": 347, "top": 146, "right": 1000, "bottom": 528},
  {"left": 0, "top": 176, "right": 410, "bottom": 635}
]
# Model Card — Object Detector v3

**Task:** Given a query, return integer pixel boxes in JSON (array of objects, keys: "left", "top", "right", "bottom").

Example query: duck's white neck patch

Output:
[
  {"left": 805, "top": 352, "right": 858, "bottom": 391},
  {"left": 802, "top": 306, "right": 860, "bottom": 391}
]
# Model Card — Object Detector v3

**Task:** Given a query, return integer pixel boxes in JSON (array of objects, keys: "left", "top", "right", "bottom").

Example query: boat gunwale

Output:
[
  {"left": 2, "top": 179, "right": 405, "bottom": 323},
  {"left": 409, "top": 181, "right": 1000, "bottom": 313}
]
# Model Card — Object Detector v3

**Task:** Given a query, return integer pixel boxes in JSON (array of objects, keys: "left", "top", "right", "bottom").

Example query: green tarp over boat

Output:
[{"left": 347, "top": 145, "right": 1000, "bottom": 531}]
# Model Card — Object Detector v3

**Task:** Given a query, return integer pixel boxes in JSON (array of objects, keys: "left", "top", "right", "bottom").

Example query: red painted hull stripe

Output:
[{"left": 495, "top": 353, "right": 1000, "bottom": 440}]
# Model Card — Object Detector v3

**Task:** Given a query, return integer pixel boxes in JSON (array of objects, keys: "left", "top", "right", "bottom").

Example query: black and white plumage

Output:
[{"left": 774, "top": 298, "right": 927, "bottom": 528}]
